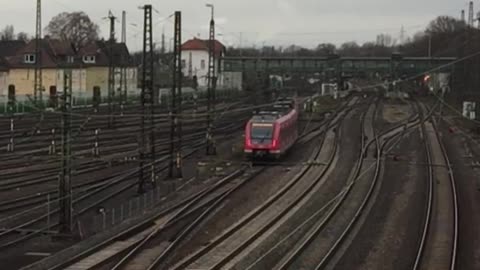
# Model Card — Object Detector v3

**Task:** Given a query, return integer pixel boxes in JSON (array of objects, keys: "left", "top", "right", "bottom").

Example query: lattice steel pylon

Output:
[
  {"left": 188, "top": 52, "right": 193, "bottom": 78},
  {"left": 108, "top": 11, "right": 116, "bottom": 128},
  {"left": 138, "top": 5, "right": 155, "bottom": 194},
  {"left": 469, "top": 1, "right": 474, "bottom": 27},
  {"left": 169, "top": 11, "right": 183, "bottom": 179},
  {"left": 206, "top": 8, "right": 217, "bottom": 156},
  {"left": 121, "top": 10, "right": 128, "bottom": 104},
  {"left": 34, "top": 0, "right": 43, "bottom": 106},
  {"left": 59, "top": 69, "right": 73, "bottom": 234}
]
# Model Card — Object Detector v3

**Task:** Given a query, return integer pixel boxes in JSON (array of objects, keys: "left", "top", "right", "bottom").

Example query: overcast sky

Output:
[{"left": 0, "top": 0, "right": 466, "bottom": 51}]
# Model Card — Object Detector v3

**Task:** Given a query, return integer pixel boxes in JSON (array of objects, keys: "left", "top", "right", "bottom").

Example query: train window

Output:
[{"left": 251, "top": 125, "right": 274, "bottom": 139}]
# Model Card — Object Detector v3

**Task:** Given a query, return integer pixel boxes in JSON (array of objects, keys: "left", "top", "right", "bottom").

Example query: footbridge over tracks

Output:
[{"left": 222, "top": 55, "right": 457, "bottom": 78}]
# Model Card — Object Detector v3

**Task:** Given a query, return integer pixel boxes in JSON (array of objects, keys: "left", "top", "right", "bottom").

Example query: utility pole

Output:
[
  {"left": 428, "top": 34, "right": 432, "bottom": 58},
  {"left": 161, "top": 27, "right": 166, "bottom": 54},
  {"left": 138, "top": 5, "right": 155, "bottom": 193},
  {"left": 469, "top": 1, "right": 474, "bottom": 27},
  {"left": 59, "top": 69, "right": 73, "bottom": 234},
  {"left": 34, "top": 0, "right": 43, "bottom": 106},
  {"left": 206, "top": 3, "right": 217, "bottom": 155},
  {"left": 188, "top": 52, "right": 193, "bottom": 78},
  {"left": 107, "top": 11, "right": 116, "bottom": 128},
  {"left": 399, "top": 26, "right": 405, "bottom": 45},
  {"left": 121, "top": 10, "right": 127, "bottom": 105},
  {"left": 169, "top": 11, "right": 183, "bottom": 179},
  {"left": 239, "top": 32, "right": 243, "bottom": 57}
]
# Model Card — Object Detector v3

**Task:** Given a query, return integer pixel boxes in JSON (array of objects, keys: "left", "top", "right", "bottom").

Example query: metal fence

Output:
[
  {"left": 0, "top": 180, "right": 183, "bottom": 239},
  {"left": 78, "top": 181, "right": 183, "bottom": 238}
]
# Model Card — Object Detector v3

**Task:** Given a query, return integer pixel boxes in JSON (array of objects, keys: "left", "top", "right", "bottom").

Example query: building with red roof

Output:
[
  {"left": 0, "top": 37, "right": 137, "bottom": 101},
  {"left": 181, "top": 38, "right": 225, "bottom": 87}
]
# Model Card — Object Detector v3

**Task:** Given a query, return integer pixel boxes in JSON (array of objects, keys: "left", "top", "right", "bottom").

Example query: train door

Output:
[
  {"left": 49, "top": 86, "right": 57, "bottom": 108},
  {"left": 93, "top": 86, "right": 101, "bottom": 110},
  {"left": 7, "top": 85, "right": 15, "bottom": 113}
]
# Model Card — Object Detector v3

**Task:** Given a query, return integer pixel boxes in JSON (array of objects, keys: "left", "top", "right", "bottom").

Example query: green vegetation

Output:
[{"left": 305, "top": 95, "right": 341, "bottom": 114}]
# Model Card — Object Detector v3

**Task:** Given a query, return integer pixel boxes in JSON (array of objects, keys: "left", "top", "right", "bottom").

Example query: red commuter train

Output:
[{"left": 244, "top": 98, "right": 299, "bottom": 159}]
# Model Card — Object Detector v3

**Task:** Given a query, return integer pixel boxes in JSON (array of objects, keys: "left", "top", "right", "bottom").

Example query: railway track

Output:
[
  {"left": 0, "top": 144, "right": 203, "bottom": 251},
  {"left": 10, "top": 93, "right": 356, "bottom": 270},
  {"left": 412, "top": 103, "right": 458, "bottom": 270},
  {"left": 228, "top": 97, "right": 425, "bottom": 270},
  {"left": 0, "top": 118, "right": 246, "bottom": 252},
  {"left": 29, "top": 167, "right": 254, "bottom": 270},
  {"left": 0, "top": 110, "right": 241, "bottom": 166},
  {"left": 24, "top": 95, "right": 358, "bottom": 270},
  {"left": 167, "top": 99, "right": 352, "bottom": 270},
  {"left": 267, "top": 99, "right": 451, "bottom": 270},
  {"left": 267, "top": 99, "right": 380, "bottom": 270},
  {"left": 0, "top": 102, "right": 250, "bottom": 181},
  {"left": 108, "top": 167, "right": 265, "bottom": 270}
]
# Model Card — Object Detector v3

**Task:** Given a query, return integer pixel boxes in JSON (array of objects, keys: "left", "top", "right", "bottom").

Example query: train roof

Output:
[
  {"left": 251, "top": 104, "right": 295, "bottom": 123},
  {"left": 251, "top": 114, "right": 279, "bottom": 123},
  {"left": 276, "top": 97, "right": 294, "bottom": 102},
  {"left": 274, "top": 97, "right": 295, "bottom": 107}
]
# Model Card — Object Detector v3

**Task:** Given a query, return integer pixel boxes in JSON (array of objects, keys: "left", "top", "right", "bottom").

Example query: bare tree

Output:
[
  {"left": 315, "top": 43, "right": 336, "bottom": 55},
  {"left": 16, "top": 32, "right": 29, "bottom": 42},
  {"left": 376, "top": 34, "right": 393, "bottom": 47},
  {"left": 426, "top": 16, "right": 464, "bottom": 34},
  {"left": 45, "top": 12, "right": 100, "bottom": 50},
  {"left": 0, "top": 25, "right": 15, "bottom": 41},
  {"left": 360, "top": 42, "right": 393, "bottom": 56},
  {"left": 339, "top": 41, "right": 361, "bottom": 56}
]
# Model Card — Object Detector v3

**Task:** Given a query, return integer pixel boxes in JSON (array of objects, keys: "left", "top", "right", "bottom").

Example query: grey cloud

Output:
[{"left": 0, "top": 0, "right": 462, "bottom": 51}]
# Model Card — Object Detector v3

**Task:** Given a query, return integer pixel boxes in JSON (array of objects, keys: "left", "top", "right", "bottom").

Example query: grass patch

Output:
[{"left": 307, "top": 96, "right": 341, "bottom": 114}]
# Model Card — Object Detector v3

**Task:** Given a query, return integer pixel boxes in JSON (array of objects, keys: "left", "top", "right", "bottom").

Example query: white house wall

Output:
[{"left": 181, "top": 50, "right": 226, "bottom": 88}]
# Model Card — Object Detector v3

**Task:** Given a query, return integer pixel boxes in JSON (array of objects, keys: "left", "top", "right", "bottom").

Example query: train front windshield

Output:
[{"left": 251, "top": 125, "right": 274, "bottom": 140}]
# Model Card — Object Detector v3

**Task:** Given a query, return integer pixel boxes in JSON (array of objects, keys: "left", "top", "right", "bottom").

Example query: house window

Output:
[
  {"left": 82, "top": 55, "right": 96, "bottom": 64},
  {"left": 181, "top": 60, "right": 186, "bottom": 69},
  {"left": 67, "top": 56, "right": 74, "bottom": 63},
  {"left": 24, "top": 54, "right": 36, "bottom": 64},
  {"left": 201, "top": 59, "right": 206, "bottom": 70}
]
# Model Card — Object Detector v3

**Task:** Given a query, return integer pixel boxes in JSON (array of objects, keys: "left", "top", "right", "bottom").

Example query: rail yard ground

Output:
[{"left": 1, "top": 87, "right": 480, "bottom": 270}]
